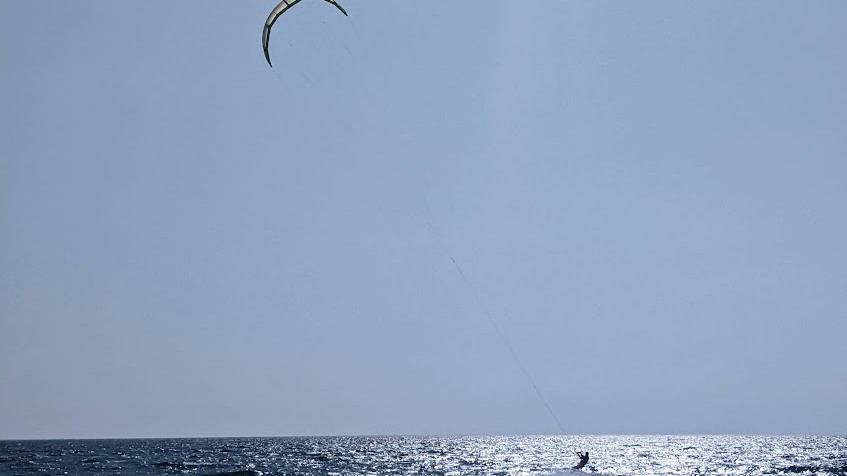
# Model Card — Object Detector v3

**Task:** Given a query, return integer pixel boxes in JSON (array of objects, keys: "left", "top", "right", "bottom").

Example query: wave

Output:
[
  {"left": 546, "top": 470, "right": 615, "bottom": 476},
  {"left": 211, "top": 470, "right": 263, "bottom": 476},
  {"left": 151, "top": 461, "right": 264, "bottom": 476},
  {"left": 774, "top": 464, "right": 847, "bottom": 475},
  {"left": 151, "top": 460, "right": 213, "bottom": 470}
]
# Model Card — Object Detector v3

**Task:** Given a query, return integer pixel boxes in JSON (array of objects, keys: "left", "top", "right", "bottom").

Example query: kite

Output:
[{"left": 262, "top": 0, "right": 348, "bottom": 67}]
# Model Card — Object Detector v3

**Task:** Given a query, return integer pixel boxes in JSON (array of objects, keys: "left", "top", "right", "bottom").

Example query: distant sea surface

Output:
[{"left": 1, "top": 435, "right": 845, "bottom": 476}]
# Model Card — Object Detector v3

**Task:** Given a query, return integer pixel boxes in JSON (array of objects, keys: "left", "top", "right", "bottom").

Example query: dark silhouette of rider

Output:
[{"left": 573, "top": 451, "right": 589, "bottom": 470}]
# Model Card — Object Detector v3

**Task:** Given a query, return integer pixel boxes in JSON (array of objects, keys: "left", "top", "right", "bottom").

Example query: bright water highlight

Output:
[{"left": 1, "top": 435, "right": 844, "bottom": 476}]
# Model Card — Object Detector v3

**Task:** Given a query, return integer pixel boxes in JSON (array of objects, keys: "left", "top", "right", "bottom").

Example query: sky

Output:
[{"left": 1, "top": 1, "right": 846, "bottom": 439}]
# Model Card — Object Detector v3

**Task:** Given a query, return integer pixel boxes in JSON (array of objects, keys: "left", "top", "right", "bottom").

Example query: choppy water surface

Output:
[{"left": 1, "top": 435, "right": 844, "bottom": 476}]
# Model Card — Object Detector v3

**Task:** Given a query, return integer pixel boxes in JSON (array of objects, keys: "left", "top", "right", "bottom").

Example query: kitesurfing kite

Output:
[{"left": 262, "top": 0, "right": 348, "bottom": 67}]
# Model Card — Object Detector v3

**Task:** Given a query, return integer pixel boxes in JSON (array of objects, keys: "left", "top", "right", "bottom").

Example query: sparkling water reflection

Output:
[{"left": 1, "top": 435, "right": 844, "bottom": 476}]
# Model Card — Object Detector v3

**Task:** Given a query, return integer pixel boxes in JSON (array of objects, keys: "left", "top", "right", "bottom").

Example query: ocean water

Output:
[{"left": 0, "top": 435, "right": 844, "bottom": 476}]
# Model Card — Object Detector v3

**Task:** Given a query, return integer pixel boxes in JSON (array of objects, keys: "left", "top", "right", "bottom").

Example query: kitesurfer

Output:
[{"left": 573, "top": 451, "right": 589, "bottom": 470}]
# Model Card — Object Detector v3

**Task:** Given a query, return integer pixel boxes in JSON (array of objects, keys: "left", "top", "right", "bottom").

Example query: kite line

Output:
[{"left": 424, "top": 217, "right": 566, "bottom": 434}]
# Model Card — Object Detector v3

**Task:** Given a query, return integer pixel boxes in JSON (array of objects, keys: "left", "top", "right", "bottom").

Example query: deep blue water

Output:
[{"left": 1, "top": 435, "right": 845, "bottom": 476}]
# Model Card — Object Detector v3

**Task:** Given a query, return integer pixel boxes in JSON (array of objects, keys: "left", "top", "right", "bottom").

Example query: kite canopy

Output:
[{"left": 262, "top": 0, "right": 348, "bottom": 67}]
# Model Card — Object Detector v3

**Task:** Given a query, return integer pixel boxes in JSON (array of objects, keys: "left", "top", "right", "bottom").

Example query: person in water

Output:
[{"left": 573, "top": 451, "right": 589, "bottom": 470}]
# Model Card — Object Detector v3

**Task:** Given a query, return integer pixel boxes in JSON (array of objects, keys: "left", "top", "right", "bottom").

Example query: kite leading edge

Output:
[{"left": 262, "top": 0, "right": 348, "bottom": 67}]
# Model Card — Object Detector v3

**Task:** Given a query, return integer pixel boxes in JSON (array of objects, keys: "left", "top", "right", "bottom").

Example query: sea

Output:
[{"left": 0, "top": 435, "right": 844, "bottom": 476}]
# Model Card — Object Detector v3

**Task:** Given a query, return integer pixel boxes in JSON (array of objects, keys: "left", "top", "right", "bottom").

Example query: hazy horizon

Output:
[{"left": 3, "top": 431, "right": 845, "bottom": 441}]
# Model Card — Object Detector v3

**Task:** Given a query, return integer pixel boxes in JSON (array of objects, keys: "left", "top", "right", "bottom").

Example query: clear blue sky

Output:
[{"left": 2, "top": 1, "right": 845, "bottom": 439}]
